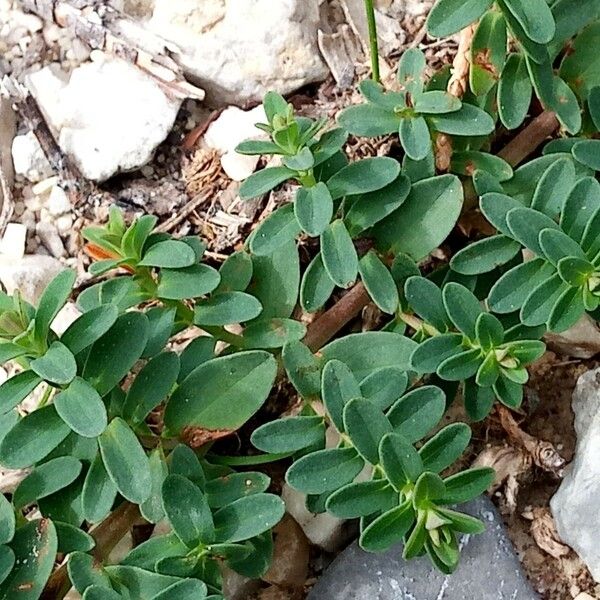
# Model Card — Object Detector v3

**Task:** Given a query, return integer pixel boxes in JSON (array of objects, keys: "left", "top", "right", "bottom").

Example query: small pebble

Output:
[
  {"left": 23, "top": 195, "right": 43, "bottom": 212},
  {"left": 32, "top": 176, "right": 58, "bottom": 196},
  {"left": 36, "top": 221, "right": 66, "bottom": 258},
  {"left": 20, "top": 209, "right": 36, "bottom": 231},
  {"left": 47, "top": 185, "right": 71, "bottom": 216},
  {"left": 13, "top": 201, "right": 25, "bottom": 217},
  {"left": 0, "top": 223, "right": 27, "bottom": 259},
  {"left": 55, "top": 214, "right": 73, "bottom": 235}
]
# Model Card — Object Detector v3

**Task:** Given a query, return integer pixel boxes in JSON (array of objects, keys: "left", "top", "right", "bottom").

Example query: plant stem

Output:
[
  {"left": 364, "top": 0, "right": 380, "bottom": 82},
  {"left": 37, "top": 384, "right": 54, "bottom": 408},
  {"left": 298, "top": 171, "right": 317, "bottom": 187},
  {"left": 496, "top": 405, "right": 565, "bottom": 476},
  {"left": 498, "top": 110, "right": 560, "bottom": 167},
  {"left": 42, "top": 502, "right": 141, "bottom": 599},
  {"left": 398, "top": 312, "right": 440, "bottom": 337},
  {"left": 207, "top": 451, "right": 294, "bottom": 466},
  {"left": 435, "top": 23, "right": 477, "bottom": 172},
  {"left": 304, "top": 282, "right": 371, "bottom": 352},
  {"left": 202, "top": 325, "right": 246, "bottom": 348}
]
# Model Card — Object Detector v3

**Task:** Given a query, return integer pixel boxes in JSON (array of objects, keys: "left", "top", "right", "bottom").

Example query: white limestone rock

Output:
[
  {"left": 52, "top": 302, "right": 82, "bottom": 336},
  {"left": 204, "top": 105, "right": 268, "bottom": 181},
  {"left": 36, "top": 221, "right": 66, "bottom": 258},
  {"left": 222, "top": 567, "right": 261, "bottom": 600},
  {"left": 26, "top": 57, "right": 182, "bottom": 181},
  {"left": 551, "top": 368, "right": 600, "bottom": 582},
  {"left": 46, "top": 185, "right": 71, "bottom": 217},
  {"left": 282, "top": 484, "right": 352, "bottom": 552},
  {"left": 0, "top": 223, "right": 26, "bottom": 259},
  {"left": 0, "top": 254, "right": 64, "bottom": 305},
  {"left": 12, "top": 132, "right": 53, "bottom": 183},
  {"left": 544, "top": 315, "right": 600, "bottom": 359},
  {"left": 0, "top": 96, "right": 16, "bottom": 191},
  {"left": 25, "top": 64, "right": 70, "bottom": 132},
  {"left": 148, "top": 0, "right": 328, "bottom": 105}
]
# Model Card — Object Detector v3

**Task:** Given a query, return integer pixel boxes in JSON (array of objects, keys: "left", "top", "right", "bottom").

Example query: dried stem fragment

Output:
[
  {"left": 497, "top": 405, "right": 566, "bottom": 477},
  {"left": 42, "top": 502, "right": 141, "bottom": 600},
  {"left": 2, "top": 77, "right": 96, "bottom": 206},
  {"left": 303, "top": 282, "right": 370, "bottom": 352},
  {"left": 522, "top": 506, "right": 571, "bottom": 559},
  {"left": 435, "top": 23, "right": 476, "bottom": 172},
  {"left": 473, "top": 443, "right": 530, "bottom": 513},
  {"left": 498, "top": 110, "right": 560, "bottom": 167}
]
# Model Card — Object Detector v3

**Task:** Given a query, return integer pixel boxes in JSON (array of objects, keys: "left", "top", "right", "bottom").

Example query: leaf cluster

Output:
[
  {"left": 8, "top": 1, "right": 600, "bottom": 589},
  {"left": 68, "top": 449, "right": 284, "bottom": 599},
  {"left": 405, "top": 277, "right": 545, "bottom": 419},
  {"left": 428, "top": 0, "right": 600, "bottom": 133},
  {"left": 0, "top": 214, "right": 290, "bottom": 598},
  {"left": 454, "top": 154, "right": 600, "bottom": 335},
  {"left": 237, "top": 92, "right": 465, "bottom": 316},
  {"left": 339, "top": 48, "right": 495, "bottom": 160},
  {"left": 254, "top": 344, "right": 493, "bottom": 573}
]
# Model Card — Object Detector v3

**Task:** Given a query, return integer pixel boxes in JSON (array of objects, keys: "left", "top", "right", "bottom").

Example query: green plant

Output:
[
  {"left": 5, "top": 0, "right": 600, "bottom": 596},
  {"left": 0, "top": 216, "right": 291, "bottom": 599},
  {"left": 238, "top": 92, "right": 463, "bottom": 316},
  {"left": 404, "top": 277, "right": 545, "bottom": 420},
  {"left": 427, "top": 0, "right": 597, "bottom": 133},
  {"left": 364, "top": 0, "right": 381, "bottom": 82},
  {"left": 454, "top": 156, "right": 600, "bottom": 333},
  {"left": 338, "top": 48, "right": 496, "bottom": 162},
  {"left": 255, "top": 366, "right": 494, "bottom": 573}
]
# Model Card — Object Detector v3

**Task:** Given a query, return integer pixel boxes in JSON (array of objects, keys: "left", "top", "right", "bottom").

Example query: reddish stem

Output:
[
  {"left": 304, "top": 283, "right": 371, "bottom": 352},
  {"left": 498, "top": 110, "right": 560, "bottom": 167}
]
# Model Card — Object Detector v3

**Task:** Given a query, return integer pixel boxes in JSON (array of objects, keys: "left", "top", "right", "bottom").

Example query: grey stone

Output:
[
  {"left": 551, "top": 368, "right": 600, "bottom": 582},
  {"left": 544, "top": 315, "right": 600, "bottom": 359},
  {"left": 36, "top": 221, "right": 66, "bottom": 258},
  {"left": 12, "top": 132, "right": 53, "bottom": 183},
  {"left": 148, "top": 0, "right": 328, "bottom": 105},
  {"left": 308, "top": 496, "right": 538, "bottom": 600}
]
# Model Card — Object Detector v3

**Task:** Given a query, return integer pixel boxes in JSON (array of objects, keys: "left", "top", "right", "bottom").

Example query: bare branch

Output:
[
  {"left": 304, "top": 282, "right": 371, "bottom": 352},
  {"left": 498, "top": 110, "right": 560, "bottom": 167},
  {"left": 435, "top": 23, "right": 477, "bottom": 172},
  {"left": 2, "top": 77, "right": 96, "bottom": 205}
]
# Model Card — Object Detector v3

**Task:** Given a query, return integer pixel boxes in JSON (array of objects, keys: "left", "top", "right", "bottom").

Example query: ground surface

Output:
[{"left": 2, "top": 1, "right": 599, "bottom": 599}]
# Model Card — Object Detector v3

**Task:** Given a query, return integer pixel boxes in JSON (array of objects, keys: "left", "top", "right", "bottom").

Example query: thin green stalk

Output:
[
  {"left": 207, "top": 451, "right": 294, "bottom": 466},
  {"left": 364, "top": 0, "right": 380, "bottom": 82},
  {"left": 37, "top": 384, "right": 55, "bottom": 408},
  {"left": 172, "top": 301, "right": 245, "bottom": 348},
  {"left": 398, "top": 312, "right": 440, "bottom": 337},
  {"left": 202, "top": 325, "right": 246, "bottom": 348},
  {"left": 297, "top": 171, "right": 317, "bottom": 187}
]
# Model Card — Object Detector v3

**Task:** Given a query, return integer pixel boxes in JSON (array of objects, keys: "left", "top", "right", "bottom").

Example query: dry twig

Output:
[
  {"left": 522, "top": 506, "right": 571, "bottom": 559},
  {"left": 447, "top": 24, "right": 476, "bottom": 98},
  {"left": 435, "top": 23, "right": 476, "bottom": 171},
  {"left": 0, "top": 162, "right": 13, "bottom": 235},
  {"left": 499, "top": 110, "right": 560, "bottom": 166},
  {"left": 303, "top": 282, "right": 370, "bottom": 352},
  {"left": 302, "top": 108, "right": 563, "bottom": 350},
  {"left": 497, "top": 405, "right": 566, "bottom": 477},
  {"left": 42, "top": 502, "right": 141, "bottom": 599},
  {"left": 2, "top": 77, "right": 97, "bottom": 206},
  {"left": 156, "top": 191, "right": 212, "bottom": 234}
]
